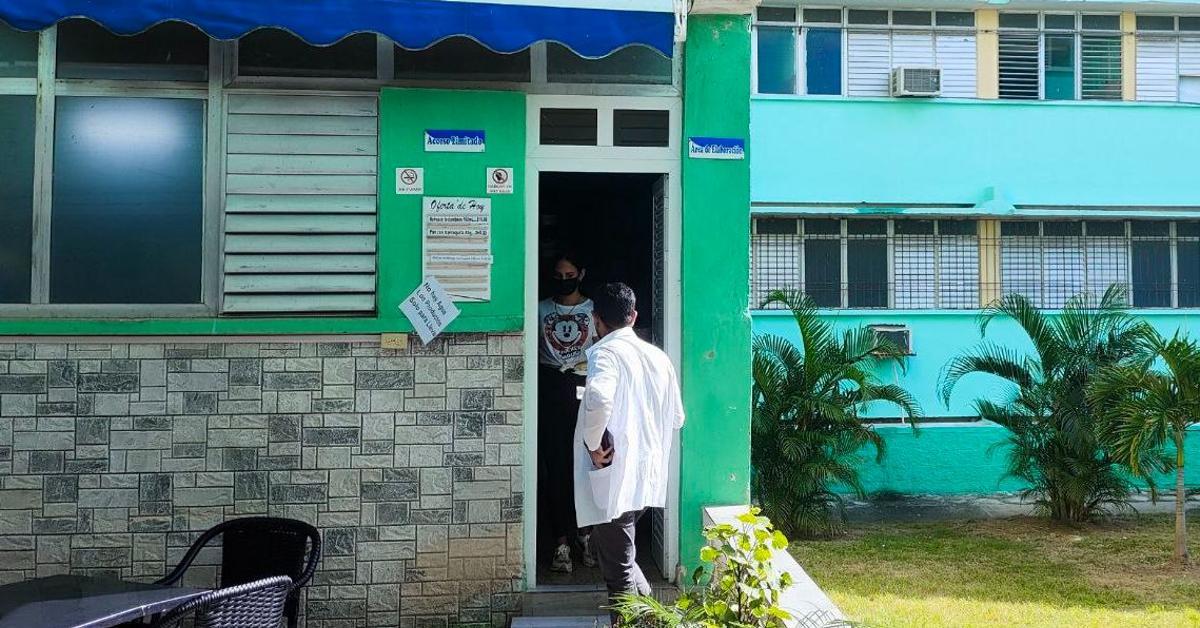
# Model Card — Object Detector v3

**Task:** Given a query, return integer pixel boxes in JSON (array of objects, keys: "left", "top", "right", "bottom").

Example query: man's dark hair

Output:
[{"left": 592, "top": 282, "right": 636, "bottom": 328}]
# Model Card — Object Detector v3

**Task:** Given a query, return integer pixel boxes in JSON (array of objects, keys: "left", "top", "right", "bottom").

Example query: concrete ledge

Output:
[{"left": 703, "top": 505, "right": 846, "bottom": 626}]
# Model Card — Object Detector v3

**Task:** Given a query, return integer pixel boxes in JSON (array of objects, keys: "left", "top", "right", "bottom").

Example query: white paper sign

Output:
[
  {"left": 422, "top": 196, "right": 493, "bottom": 302},
  {"left": 486, "top": 167, "right": 514, "bottom": 195},
  {"left": 395, "top": 167, "right": 424, "bottom": 195},
  {"left": 400, "top": 277, "right": 461, "bottom": 345}
]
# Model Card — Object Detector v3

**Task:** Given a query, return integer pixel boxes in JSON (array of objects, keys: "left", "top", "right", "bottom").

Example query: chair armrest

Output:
[{"left": 155, "top": 523, "right": 227, "bottom": 586}]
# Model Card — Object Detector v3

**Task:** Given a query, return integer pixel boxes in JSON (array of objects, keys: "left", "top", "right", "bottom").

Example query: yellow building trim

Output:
[
  {"left": 978, "top": 219, "right": 1001, "bottom": 304},
  {"left": 977, "top": 9, "right": 999, "bottom": 99},
  {"left": 1122, "top": 12, "right": 1137, "bottom": 101}
]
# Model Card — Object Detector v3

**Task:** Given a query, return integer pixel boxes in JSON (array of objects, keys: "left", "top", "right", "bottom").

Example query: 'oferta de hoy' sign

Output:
[
  {"left": 425, "top": 129, "right": 485, "bottom": 153},
  {"left": 688, "top": 136, "right": 745, "bottom": 160}
]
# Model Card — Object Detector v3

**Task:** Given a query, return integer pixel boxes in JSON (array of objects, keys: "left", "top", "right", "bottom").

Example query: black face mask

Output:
[{"left": 553, "top": 277, "right": 580, "bottom": 296}]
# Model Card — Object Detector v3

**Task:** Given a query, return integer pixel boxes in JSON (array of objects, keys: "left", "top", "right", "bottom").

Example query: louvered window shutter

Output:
[
  {"left": 846, "top": 31, "right": 891, "bottom": 96},
  {"left": 1042, "top": 236, "right": 1085, "bottom": 308},
  {"left": 935, "top": 33, "right": 978, "bottom": 97},
  {"left": 892, "top": 31, "right": 935, "bottom": 66},
  {"left": 1081, "top": 35, "right": 1123, "bottom": 100},
  {"left": 1179, "top": 37, "right": 1200, "bottom": 75},
  {"left": 938, "top": 235, "right": 979, "bottom": 308},
  {"left": 1137, "top": 36, "right": 1180, "bottom": 101},
  {"left": 1085, "top": 236, "right": 1130, "bottom": 300},
  {"left": 999, "top": 32, "right": 1040, "bottom": 99},
  {"left": 1001, "top": 235, "right": 1042, "bottom": 306},
  {"left": 750, "top": 232, "right": 798, "bottom": 309},
  {"left": 222, "top": 94, "right": 378, "bottom": 314},
  {"left": 894, "top": 235, "right": 936, "bottom": 309}
]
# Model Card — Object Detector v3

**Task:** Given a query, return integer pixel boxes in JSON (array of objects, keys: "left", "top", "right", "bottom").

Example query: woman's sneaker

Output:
[
  {"left": 577, "top": 533, "right": 598, "bottom": 568},
  {"left": 550, "top": 543, "right": 574, "bottom": 573}
]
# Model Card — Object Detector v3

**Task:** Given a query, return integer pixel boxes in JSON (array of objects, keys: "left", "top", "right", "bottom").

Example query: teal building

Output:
[{"left": 749, "top": 1, "right": 1200, "bottom": 495}]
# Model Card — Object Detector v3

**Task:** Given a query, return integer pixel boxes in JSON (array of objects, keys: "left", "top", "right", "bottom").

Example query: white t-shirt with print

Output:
[{"left": 538, "top": 297, "right": 597, "bottom": 371}]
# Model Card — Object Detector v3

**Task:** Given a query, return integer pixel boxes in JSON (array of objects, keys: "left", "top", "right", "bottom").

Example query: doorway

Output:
[{"left": 532, "top": 171, "right": 668, "bottom": 589}]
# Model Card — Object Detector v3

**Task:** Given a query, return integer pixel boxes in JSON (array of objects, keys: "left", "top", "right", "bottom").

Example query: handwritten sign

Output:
[
  {"left": 399, "top": 277, "right": 461, "bottom": 345},
  {"left": 422, "top": 196, "right": 492, "bottom": 302}
]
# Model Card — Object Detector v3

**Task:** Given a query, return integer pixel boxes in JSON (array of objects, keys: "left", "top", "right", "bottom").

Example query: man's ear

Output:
[{"left": 629, "top": 310, "right": 639, "bottom": 327}]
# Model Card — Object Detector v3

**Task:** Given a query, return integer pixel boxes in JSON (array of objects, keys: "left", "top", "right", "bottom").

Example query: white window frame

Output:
[
  {"left": 0, "top": 24, "right": 221, "bottom": 318},
  {"left": 1133, "top": 14, "right": 1200, "bottom": 103},
  {"left": 751, "top": 5, "right": 977, "bottom": 97},
  {"left": 998, "top": 11, "right": 1123, "bottom": 101},
  {"left": 749, "top": 216, "right": 981, "bottom": 310}
]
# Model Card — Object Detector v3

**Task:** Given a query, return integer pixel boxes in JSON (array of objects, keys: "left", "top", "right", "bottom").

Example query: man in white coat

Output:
[{"left": 574, "top": 282, "right": 685, "bottom": 609}]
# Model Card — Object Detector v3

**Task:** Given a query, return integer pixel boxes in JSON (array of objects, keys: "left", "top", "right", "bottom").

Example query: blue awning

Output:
[{"left": 0, "top": 0, "right": 674, "bottom": 58}]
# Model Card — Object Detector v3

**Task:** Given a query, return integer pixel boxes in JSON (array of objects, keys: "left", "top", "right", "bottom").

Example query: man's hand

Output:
[{"left": 589, "top": 446, "right": 613, "bottom": 469}]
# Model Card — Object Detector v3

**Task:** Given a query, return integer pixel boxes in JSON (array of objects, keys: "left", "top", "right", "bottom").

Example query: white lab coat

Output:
[{"left": 573, "top": 327, "right": 685, "bottom": 528}]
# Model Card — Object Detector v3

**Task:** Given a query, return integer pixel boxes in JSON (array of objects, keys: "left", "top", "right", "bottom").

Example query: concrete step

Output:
[{"left": 510, "top": 616, "right": 610, "bottom": 628}]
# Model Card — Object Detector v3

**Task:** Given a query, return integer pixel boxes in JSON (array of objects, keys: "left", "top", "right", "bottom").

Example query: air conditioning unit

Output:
[
  {"left": 890, "top": 67, "right": 941, "bottom": 97},
  {"left": 868, "top": 324, "right": 913, "bottom": 356}
]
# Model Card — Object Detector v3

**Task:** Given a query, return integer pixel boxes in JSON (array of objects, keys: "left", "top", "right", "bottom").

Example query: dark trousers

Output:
[
  {"left": 594, "top": 509, "right": 651, "bottom": 614},
  {"left": 537, "top": 366, "right": 584, "bottom": 550}
]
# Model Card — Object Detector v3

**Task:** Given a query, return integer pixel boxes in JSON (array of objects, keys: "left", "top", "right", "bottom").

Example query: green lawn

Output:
[{"left": 790, "top": 516, "right": 1200, "bottom": 627}]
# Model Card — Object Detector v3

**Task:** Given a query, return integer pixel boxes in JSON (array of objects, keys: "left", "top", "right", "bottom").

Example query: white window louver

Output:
[
  {"left": 935, "top": 33, "right": 977, "bottom": 97},
  {"left": 999, "top": 32, "right": 1040, "bottom": 99},
  {"left": 750, "top": 232, "right": 798, "bottom": 309},
  {"left": 222, "top": 94, "right": 379, "bottom": 314},
  {"left": 847, "top": 30, "right": 892, "bottom": 96},
  {"left": 939, "top": 235, "right": 979, "bottom": 308},
  {"left": 1137, "top": 36, "right": 1180, "bottom": 101},
  {"left": 1180, "top": 37, "right": 1200, "bottom": 74},
  {"left": 1081, "top": 34, "right": 1123, "bottom": 100},
  {"left": 894, "top": 236, "right": 936, "bottom": 309},
  {"left": 892, "top": 31, "right": 935, "bottom": 66}
]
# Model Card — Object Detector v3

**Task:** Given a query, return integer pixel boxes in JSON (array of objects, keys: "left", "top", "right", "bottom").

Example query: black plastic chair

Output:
[
  {"left": 157, "top": 517, "right": 321, "bottom": 628},
  {"left": 153, "top": 576, "right": 292, "bottom": 628}
]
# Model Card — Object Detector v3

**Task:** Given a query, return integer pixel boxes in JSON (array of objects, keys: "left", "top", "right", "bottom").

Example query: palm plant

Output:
[
  {"left": 752, "top": 291, "right": 920, "bottom": 538},
  {"left": 1090, "top": 331, "right": 1200, "bottom": 564},
  {"left": 938, "top": 286, "right": 1158, "bottom": 522}
]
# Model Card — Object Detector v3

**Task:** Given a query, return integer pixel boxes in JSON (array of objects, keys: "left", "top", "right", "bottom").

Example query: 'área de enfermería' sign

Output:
[
  {"left": 400, "top": 277, "right": 461, "bottom": 345},
  {"left": 422, "top": 196, "right": 493, "bottom": 302},
  {"left": 425, "top": 129, "right": 486, "bottom": 153},
  {"left": 688, "top": 136, "right": 745, "bottom": 160}
]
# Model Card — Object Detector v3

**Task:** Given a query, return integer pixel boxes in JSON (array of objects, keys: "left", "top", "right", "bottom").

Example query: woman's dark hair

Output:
[
  {"left": 593, "top": 282, "right": 637, "bottom": 328},
  {"left": 548, "top": 251, "right": 586, "bottom": 275}
]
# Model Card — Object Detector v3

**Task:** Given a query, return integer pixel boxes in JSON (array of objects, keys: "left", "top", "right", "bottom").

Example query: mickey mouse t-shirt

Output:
[{"left": 537, "top": 297, "right": 597, "bottom": 371}]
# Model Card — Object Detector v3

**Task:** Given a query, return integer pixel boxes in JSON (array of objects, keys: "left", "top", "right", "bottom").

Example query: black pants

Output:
[
  {"left": 595, "top": 509, "right": 651, "bottom": 620},
  {"left": 537, "top": 366, "right": 585, "bottom": 550}
]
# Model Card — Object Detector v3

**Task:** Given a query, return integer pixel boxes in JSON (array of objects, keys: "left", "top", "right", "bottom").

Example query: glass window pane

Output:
[
  {"left": 804, "top": 239, "right": 841, "bottom": 307},
  {"left": 758, "top": 7, "right": 797, "bottom": 23},
  {"left": 1181, "top": 17, "right": 1200, "bottom": 32},
  {"left": 1086, "top": 221, "right": 1125, "bottom": 236},
  {"left": 1132, "top": 241, "right": 1171, "bottom": 307},
  {"left": 1177, "top": 222, "right": 1200, "bottom": 238},
  {"left": 0, "top": 22, "right": 37, "bottom": 78},
  {"left": 894, "top": 11, "right": 933, "bottom": 26},
  {"left": 547, "top": 43, "right": 671, "bottom": 85},
  {"left": 238, "top": 30, "right": 375, "bottom": 78},
  {"left": 937, "top": 12, "right": 975, "bottom": 28},
  {"left": 848, "top": 240, "right": 887, "bottom": 307},
  {"left": 803, "top": 9, "right": 842, "bottom": 24},
  {"left": 1044, "top": 14, "right": 1076, "bottom": 30},
  {"left": 805, "top": 28, "right": 842, "bottom": 95},
  {"left": 847, "top": 219, "right": 886, "bottom": 235},
  {"left": 1137, "top": 15, "right": 1176, "bottom": 31},
  {"left": 540, "top": 109, "right": 597, "bottom": 145},
  {"left": 804, "top": 218, "right": 840, "bottom": 235},
  {"left": 1001, "top": 221, "right": 1039, "bottom": 236},
  {"left": 613, "top": 109, "right": 669, "bottom": 147},
  {"left": 756, "top": 27, "right": 797, "bottom": 94},
  {"left": 756, "top": 218, "right": 797, "bottom": 235},
  {"left": 1178, "top": 241, "right": 1200, "bottom": 307},
  {"left": 1044, "top": 33, "right": 1077, "bottom": 100},
  {"left": 56, "top": 20, "right": 208, "bottom": 81},
  {"left": 1000, "top": 13, "right": 1039, "bottom": 29},
  {"left": 1131, "top": 221, "right": 1170, "bottom": 236},
  {"left": 848, "top": 10, "right": 889, "bottom": 26},
  {"left": 0, "top": 96, "right": 35, "bottom": 303},
  {"left": 1082, "top": 15, "right": 1121, "bottom": 31},
  {"left": 895, "top": 220, "right": 935, "bottom": 235},
  {"left": 1043, "top": 221, "right": 1082, "bottom": 236},
  {"left": 50, "top": 97, "right": 204, "bottom": 304},
  {"left": 939, "top": 220, "right": 978, "bottom": 236},
  {"left": 395, "top": 37, "right": 529, "bottom": 82}
]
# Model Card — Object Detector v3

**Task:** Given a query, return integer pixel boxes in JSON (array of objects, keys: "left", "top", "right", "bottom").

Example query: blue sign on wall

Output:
[
  {"left": 688, "top": 136, "right": 745, "bottom": 160},
  {"left": 425, "top": 129, "right": 486, "bottom": 153}
]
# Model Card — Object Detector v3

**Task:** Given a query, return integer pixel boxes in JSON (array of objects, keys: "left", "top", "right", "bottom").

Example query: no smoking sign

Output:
[
  {"left": 486, "top": 167, "right": 513, "bottom": 195},
  {"left": 395, "top": 167, "right": 424, "bottom": 195}
]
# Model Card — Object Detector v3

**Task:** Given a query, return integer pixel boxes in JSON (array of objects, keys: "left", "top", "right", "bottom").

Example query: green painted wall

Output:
[
  {"left": 680, "top": 13, "right": 753, "bottom": 570},
  {"left": 753, "top": 310, "right": 1200, "bottom": 494},
  {"left": 377, "top": 88, "right": 526, "bottom": 332},
  {"left": 0, "top": 88, "right": 525, "bottom": 337}
]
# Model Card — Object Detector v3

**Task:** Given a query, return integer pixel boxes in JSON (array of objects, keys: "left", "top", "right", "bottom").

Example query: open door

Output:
[{"left": 648, "top": 174, "right": 670, "bottom": 579}]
